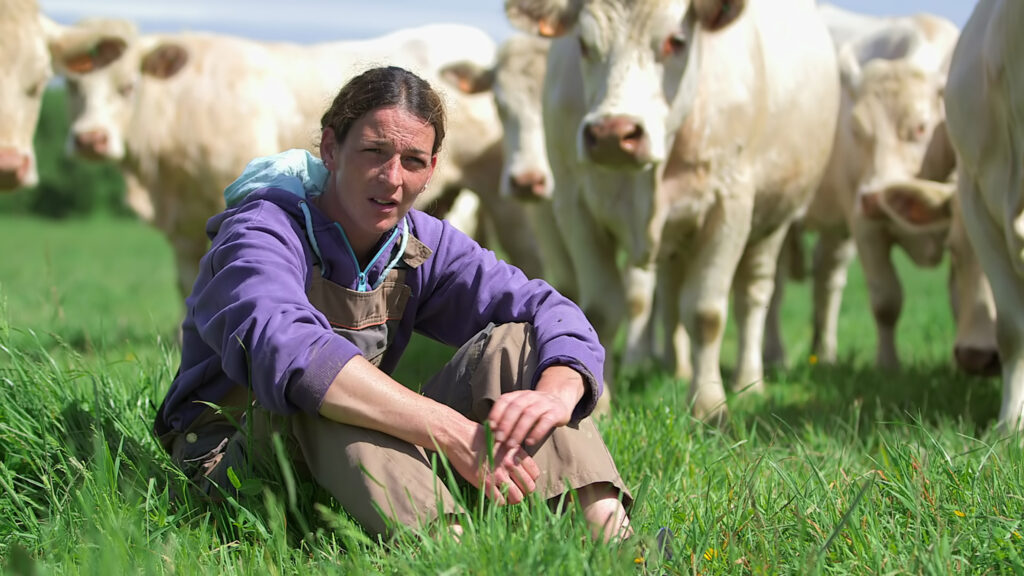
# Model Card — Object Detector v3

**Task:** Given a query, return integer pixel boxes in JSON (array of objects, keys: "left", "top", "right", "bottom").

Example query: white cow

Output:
[
  {"left": 945, "top": 0, "right": 1024, "bottom": 430},
  {"left": 443, "top": 35, "right": 700, "bottom": 379},
  {"left": 0, "top": 0, "right": 59, "bottom": 191},
  {"left": 800, "top": 9, "right": 998, "bottom": 374},
  {"left": 505, "top": 0, "right": 840, "bottom": 420},
  {"left": 440, "top": 35, "right": 579, "bottom": 301},
  {"left": 49, "top": 21, "right": 543, "bottom": 296}
]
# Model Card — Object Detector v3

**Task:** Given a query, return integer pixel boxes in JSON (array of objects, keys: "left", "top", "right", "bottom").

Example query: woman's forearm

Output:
[{"left": 316, "top": 354, "right": 475, "bottom": 454}]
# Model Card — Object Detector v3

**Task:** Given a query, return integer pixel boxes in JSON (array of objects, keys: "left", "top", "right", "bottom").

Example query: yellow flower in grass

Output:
[
  {"left": 634, "top": 557, "right": 644, "bottom": 564},
  {"left": 953, "top": 510, "right": 965, "bottom": 518},
  {"left": 704, "top": 548, "right": 719, "bottom": 561},
  {"left": 808, "top": 354, "right": 819, "bottom": 365},
  {"left": 1013, "top": 530, "right": 1021, "bottom": 540}
]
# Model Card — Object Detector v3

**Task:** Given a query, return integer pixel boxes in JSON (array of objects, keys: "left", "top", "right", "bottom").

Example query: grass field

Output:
[{"left": 1, "top": 214, "right": 1022, "bottom": 575}]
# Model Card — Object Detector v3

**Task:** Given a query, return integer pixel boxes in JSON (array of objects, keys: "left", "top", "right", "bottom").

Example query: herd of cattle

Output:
[{"left": 3, "top": 0, "right": 1024, "bottom": 431}]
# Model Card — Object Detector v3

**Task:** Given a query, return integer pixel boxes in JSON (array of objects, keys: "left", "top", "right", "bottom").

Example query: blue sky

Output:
[{"left": 40, "top": 1, "right": 977, "bottom": 44}]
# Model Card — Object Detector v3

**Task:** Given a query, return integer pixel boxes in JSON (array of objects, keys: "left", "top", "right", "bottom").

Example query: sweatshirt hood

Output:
[
  {"left": 207, "top": 149, "right": 329, "bottom": 238},
  {"left": 224, "top": 149, "right": 328, "bottom": 208}
]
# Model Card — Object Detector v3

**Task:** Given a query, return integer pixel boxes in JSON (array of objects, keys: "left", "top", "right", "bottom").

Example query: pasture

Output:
[{"left": 0, "top": 214, "right": 1022, "bottom": 575}]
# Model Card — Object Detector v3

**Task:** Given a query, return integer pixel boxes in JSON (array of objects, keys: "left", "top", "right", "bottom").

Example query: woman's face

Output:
[{"left": 320, "top": 105, "right": 436, "bottom": 256}]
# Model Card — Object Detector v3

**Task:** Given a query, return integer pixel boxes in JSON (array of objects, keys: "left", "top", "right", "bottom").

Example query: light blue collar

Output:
[{"left": 335, "top": 217, "right": 410, "bottom": 292}]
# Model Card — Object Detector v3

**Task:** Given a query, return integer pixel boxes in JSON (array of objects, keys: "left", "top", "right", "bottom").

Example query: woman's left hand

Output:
[{"left": 487, "top": 365, "right": 585, "bottom": 450}]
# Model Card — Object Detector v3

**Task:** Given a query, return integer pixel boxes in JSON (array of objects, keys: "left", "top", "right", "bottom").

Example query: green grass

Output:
[{"left": 0, "top": 214, "right": 1021, "bottom": 575}]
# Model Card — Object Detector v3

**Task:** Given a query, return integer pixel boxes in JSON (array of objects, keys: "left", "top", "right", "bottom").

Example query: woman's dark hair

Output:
[{"left": 320, "top": 66, "right": 447, "bottom": 155}]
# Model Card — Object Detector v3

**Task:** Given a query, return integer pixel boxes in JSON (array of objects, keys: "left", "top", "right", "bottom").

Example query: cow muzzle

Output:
[
  {"left": 507, "top": 170, "right": 550, "bottom": 202},
  {"left": 582, "top": 115, "right": 650, "bottom": 168},
  {"left": 0, "top": 147, "right": 31, "bottom": 191},
  {"left": 73, "top": 129, "right": 111, "bottom": 160}
]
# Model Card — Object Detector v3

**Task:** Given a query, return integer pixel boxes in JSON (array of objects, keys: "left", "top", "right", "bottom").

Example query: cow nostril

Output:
[
  {"left": 622, "top": 123, "right": 643, "bottom": 142},
  {"left": 509, "top": 171, "right": 547, "bottom": 200},
  {"left": 583, "top": 125, "right": 599, "bottom": 150},
  {"left": 619, "top": 123, "right": 644, "bottom": 151},
  {"left": 74, "top": 130, "right": 110, "bottom": 155}
]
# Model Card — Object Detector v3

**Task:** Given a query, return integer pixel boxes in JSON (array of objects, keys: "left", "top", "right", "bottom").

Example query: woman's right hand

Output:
[{"left": 445, "top": 421, "right": 541, "bottom": 506}]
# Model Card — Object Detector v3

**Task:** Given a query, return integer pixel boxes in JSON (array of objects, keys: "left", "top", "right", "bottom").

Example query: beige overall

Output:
[{"left": 160, "top": 233, "right": 630, "bottom": 538}]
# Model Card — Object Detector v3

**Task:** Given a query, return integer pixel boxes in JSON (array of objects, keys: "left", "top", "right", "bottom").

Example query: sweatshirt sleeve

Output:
[
  {"left": 414, "top": 218, "right": 605, "bottom": 421},
  {"left": 190, "top": 200, "right": 360, "bottom": 415}
]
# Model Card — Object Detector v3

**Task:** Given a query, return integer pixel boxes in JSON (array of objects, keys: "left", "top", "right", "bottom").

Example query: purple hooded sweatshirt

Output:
[{"left": 155, "top": 152, "right": 604, "bottom": 436}]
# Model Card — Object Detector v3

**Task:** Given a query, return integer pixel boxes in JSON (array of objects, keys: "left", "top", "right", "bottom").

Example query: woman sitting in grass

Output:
[{"left": 152, "top": 65, "right": 632, "bottom": 542}]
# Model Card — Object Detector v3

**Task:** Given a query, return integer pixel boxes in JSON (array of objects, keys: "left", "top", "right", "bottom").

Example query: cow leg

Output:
[
  {"left": 123, "top": 172, "right": 155, "bottom": 223},
  {"left": 948, "top": 199, "right": 1000, "bottom": 375},
  {"left": 958, "top": 175, "right": 1024, "bottom": 431},
  {"left": 732, "top": 222, "right": 790, "bottom": 395},
  {"left": 622, "top": 264, "right": 657, "bottom": 370},
  {"left": 763, "top": 252, "right": 787, "bottom": 369},
  {"left": 657, "top": 256, "right": 691, "bottom": 380},
  {"left": 763, "top": 224, "right": 805, "bottom": 368},
  {"left": 852, "top": 219, "right": 902, "bottom": 370},
  {"left": 555, "top": 192, "right": 626, "bottom": 414},
  {"left": 679, "top": 189, "right": 754, "bottom": 422},
  {"left": 523, "top": 200, "right": 579, "bottom": 300},
  {"left": 476, "top": 192, "right": 545, "bottom": 279},
  {"left": 443, "top": 189, "right": 482, "bottom": 240},
  {"left": 461, "top": 143, "right": 545, "bottom": 279},
  {"left": 812, "top": 230, "right": 856, "bottom": 363},
  {"left": 170, "top": 232, "right": 208, "bottom": 299}
]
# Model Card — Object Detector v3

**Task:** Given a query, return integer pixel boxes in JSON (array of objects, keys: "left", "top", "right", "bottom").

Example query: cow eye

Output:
[
  {"left": 911, "top": 121, "right": 928, "bottom": 141},
  {"left": 662, "top": 33, "right": 687, "bottom": 57}
]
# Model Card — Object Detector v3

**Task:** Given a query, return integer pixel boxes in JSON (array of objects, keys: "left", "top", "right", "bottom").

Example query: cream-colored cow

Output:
[
  {"left": 506, "top": 0, "right": 840, "bottom": 420},
  {"left": 440, "top": 35, "right": 579, "bottom": 301},
  {"left": 802, "top": 10, "right": 997, "bottom": 375},
  {"left": 945, "top": 0, "right": 1024, "bottom": 430},
  {"left": 0, "top": 0, "right": 59, "bottom": 191},
  {"left": 50, "top": 22, "right": 543, "bottom": 296}
]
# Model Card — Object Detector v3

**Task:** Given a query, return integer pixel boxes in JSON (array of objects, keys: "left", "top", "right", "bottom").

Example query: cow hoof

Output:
[
  {"left": 954, "top": 346, "right": 1000, "bottom": 377},
  {"left": 691, "top": 395, "right": 729, "bottom": 428},
  {"left": 731, "top": 378, "right": 765, "bottom": 396}
]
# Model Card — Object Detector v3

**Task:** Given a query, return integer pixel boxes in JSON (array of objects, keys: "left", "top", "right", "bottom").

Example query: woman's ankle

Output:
[{"left": 577, "top": 483, "right": 633, "bottom": 542}]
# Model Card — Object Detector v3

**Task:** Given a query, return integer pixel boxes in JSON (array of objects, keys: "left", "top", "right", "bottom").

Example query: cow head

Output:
[
  {"left": 875, "top": 177, "right": 1000, "bottom": 376},
  {"left": 505, "top": 0, "right": 745, "bottom": 170},
  {"left": 0, "top": 2, "right": 61, "bottom": 191},
  {"left": 841, "top": 50, "right": 946, "bottom": 216},
  {"left": 442, "top": 35, "right": 554, "bottom": 201},
  {"left": 50, "top": 20, "right": 189, "bottom": 162}
]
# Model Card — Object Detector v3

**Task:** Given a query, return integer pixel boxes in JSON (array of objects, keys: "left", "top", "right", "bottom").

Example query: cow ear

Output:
[
  {"left": 877, "top": 179, "right": 955, "bottom": 232},
  {"left": 837, "top": 43, "right": 862, "bottom": 93},
  {"left": 505, "top": 0, "right": 582, "bottom": 37},
  {"left": 60, "top": 37, "right": 128, "bottom": 74},
  {"left": 440, "top": 61, "right": 495, "bottom": 95},
  {"left": 693, "top": 0, "right": 746, "bottom": 32},
  {"left": 141, "top": 43, "right": 188, "bottom": 79},
  {"left": 38, "top": 14, "right": 67, "bottom": 43}
]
